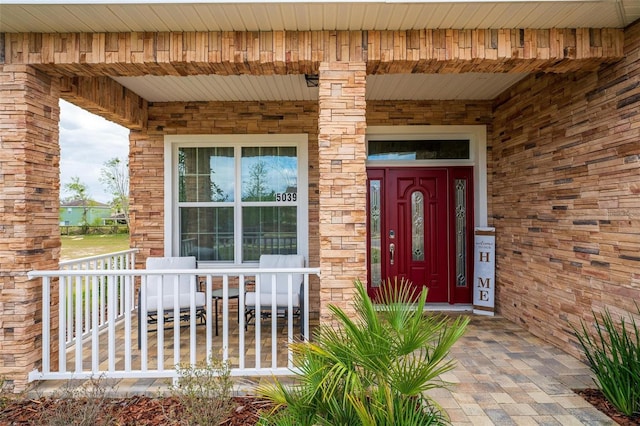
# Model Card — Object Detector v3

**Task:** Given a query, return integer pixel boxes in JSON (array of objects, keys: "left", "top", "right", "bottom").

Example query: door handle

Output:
[{"left": 389, "top": 243, "right": 395, "bottom": 265}]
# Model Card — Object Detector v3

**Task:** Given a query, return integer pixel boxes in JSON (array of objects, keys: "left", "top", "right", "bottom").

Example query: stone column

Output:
[
  {"left": 128, "top": 129, "right": 165, "bottom": 264},
  {"left": 0, "top": 65, "right": 61, "bottom": 390},
  {"left": 317, "top": 62, "right": 367, "bottom": 323}
]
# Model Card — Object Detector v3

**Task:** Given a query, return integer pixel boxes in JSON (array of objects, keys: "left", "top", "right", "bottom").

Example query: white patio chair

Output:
[
  {"left": 137, "top": 256, "right": 206, "bottom": 348},
  {"left": 245, "top": 254, "right": 305, "bottom": 335}
]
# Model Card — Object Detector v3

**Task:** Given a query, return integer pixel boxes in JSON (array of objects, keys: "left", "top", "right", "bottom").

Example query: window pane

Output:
[
  {"left": 455, "top": 179, "right": 467, "bottom": 287},
  {"left": 180, "top": 207, "right": 234, "bottom": 261},
  {"left": 241, "top": 147, "right": 297, "bottom": 202},
  {"left": 369, "top": 180, "right": 382, "bottom": 288},
  {"left": 242, "top": 206, "right": 297, "bottom": 261},
  {"left": 411, "top": 191, "right": 425, "bottom": 261},
  {"left": 368, "top": 140, "right": 469, "bottom": 160},
  {"left": 179, "top": 147, "right": 234, "bottom": 202}
]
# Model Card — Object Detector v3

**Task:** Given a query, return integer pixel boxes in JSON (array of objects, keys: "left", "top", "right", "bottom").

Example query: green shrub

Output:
[
  {"left": 572, "top": 306, "right": 640, "bottom": 416},
  {"left": 45, "top": 376, "right": 116, "bottom": 426},
  {"left": 170, "top": 356, "right": 235, "bottom": 426},
  {"left": 258, "top": 279, "right": 469, "bottom": 426},
  {"left": 0, "top": 378, "right": 15, "bottom": 411}
]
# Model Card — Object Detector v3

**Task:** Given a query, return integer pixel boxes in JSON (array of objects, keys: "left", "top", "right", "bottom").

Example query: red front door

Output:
[{"left": 367, "top": 167, "right": 473, "bottom": 304}]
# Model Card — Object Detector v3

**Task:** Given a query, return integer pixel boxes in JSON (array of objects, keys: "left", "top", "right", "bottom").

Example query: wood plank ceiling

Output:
[{"left": 1, "top": 1, "right": 638, "bottom": 32}]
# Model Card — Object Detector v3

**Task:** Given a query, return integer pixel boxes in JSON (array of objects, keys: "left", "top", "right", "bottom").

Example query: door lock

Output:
[{"left": 389, "top": 243, "right": 395, "bottom": 265}]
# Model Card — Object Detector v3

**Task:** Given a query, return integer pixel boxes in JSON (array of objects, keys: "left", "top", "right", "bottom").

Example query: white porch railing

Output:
[
  {"left": 58, "top": 249, "right": 139, "bottom": 348},
  {"left": 27, "top": 262, "right": 319, "bottom": 382}
]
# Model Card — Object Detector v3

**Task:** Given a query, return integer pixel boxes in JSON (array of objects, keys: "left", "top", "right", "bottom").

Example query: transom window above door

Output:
[
  {"left": 368, "top": 140, "right": 470, "bottom": 161},
  {"left": 166, "top": 134, "right": 308, "bottom": 264}
]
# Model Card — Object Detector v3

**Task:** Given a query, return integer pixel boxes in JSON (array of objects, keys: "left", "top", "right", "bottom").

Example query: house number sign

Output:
[{"left": 275, "top": 192, "right": 297, "bottom": 202}]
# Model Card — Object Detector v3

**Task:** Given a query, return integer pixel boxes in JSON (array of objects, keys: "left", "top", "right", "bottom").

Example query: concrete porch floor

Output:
[{"left": 30, "top": 315, "right": 614, "bottom": 425}]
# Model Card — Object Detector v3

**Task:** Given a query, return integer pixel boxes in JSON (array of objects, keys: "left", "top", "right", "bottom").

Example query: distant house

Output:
[
  {"left": 102, "top": 212, "right": 128, "bottom": 226},
  {"left": 59, "top": 200, "right": 112, "bottom": 226}
]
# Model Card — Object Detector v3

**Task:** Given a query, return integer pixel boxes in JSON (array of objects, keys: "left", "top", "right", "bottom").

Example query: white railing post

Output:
[
  {"left": 222, "top": 275, "right": 229, "bottom": 363},
  {"left": 74, "top": 274, "right": 83, "bottom": 373},
  {"left": 66, "top": 274, "right": 73, "bottom": 345},
  {"left": 254, "top": 274, "right": 261, "bottom": 370},
  {"left": 238, "top": 274, "right": 246, "bottom": 370},
  {"left": 84, "top": 264, "right": 90, "bottom": 335},
  {"left": 189, "top": 275, "right": 197, "bottom": 366},
  {"left": 124, "top": 273, "right": 132, "bottom": 372},
  {"left": 119, "top": 255, "right": 125, "bottom": 316},
  {"left": 172, "top": 274, "right": 180, "bottom": 368},
  {"left": 205, "top": 275, "right": 213, "bottom": 362},
  {"left": 287, "top": 273, "right": 294, "bottom": 369},
  {"left": 41, "top": 276, "right": 51, "bottom": 375},
  {"left": 59, "top": 275, "right": 67, "bottom": 374},
  {"left": 156, "top": 273, "right": 165, "bottom": 372},
  {"left": 271, "top": 273, "right": 278, "bottom": 369},
  {"left": 140, "top": 275, "right": 149, "bottom": 372},
  {"left": 107, "top": 274, "right": 117, "bottom": 373},
  {"left": 100, "top": 269, "right": 106, "bottom": 325},
  {"left": 91, "top": 274, "right": 100, "bottom": 374},
  {"left": 304, "top": 274, "right": 310, "bottom": 339}
]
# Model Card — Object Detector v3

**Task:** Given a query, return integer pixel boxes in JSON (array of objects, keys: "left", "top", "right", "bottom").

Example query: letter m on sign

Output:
[{"left": 478, "top": 277, "right": 491, "bottom": 288}]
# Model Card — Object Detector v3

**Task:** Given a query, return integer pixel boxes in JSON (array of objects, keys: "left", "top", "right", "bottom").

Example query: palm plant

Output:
[
  {"left": 258, "top": 279, "right": 469, "bottom": 425},
  {"left": 572, "top": 306, "right": 640, "bottom": 417}
]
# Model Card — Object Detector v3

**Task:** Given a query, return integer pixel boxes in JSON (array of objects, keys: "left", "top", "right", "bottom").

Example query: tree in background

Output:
[
  {"left": 63, "top": 176, "right": 91, "bottom": 232},
  {"left": 243, "top": 161, "right": 272, "bottom": 201},
  {"left": 100, "top": 157, "right": 130, "bottom": 227}
]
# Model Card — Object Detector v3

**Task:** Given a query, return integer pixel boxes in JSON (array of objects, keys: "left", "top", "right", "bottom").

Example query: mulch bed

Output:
[
  {"left": 0, "top": 395, "right": 274, "bottom": 425},
  {"left": 574, "top": 389, "right": 640, "bottom": 426},
  {"left": 1, "top": 389, "right": 638, "bottom": 425}
]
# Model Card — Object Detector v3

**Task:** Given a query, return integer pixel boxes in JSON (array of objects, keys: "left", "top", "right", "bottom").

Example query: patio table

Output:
[{"left": 211, "top": 288, "right": 240, "bottom": 336}]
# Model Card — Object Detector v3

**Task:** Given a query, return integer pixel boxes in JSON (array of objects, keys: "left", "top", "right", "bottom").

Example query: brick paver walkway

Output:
[{"left": 428, "top": 315, "right": 614, "bottom": 425}]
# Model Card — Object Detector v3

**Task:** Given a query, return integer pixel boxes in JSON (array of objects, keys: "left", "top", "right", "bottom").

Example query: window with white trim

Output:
[{"left": 167, "top": 135, "right": 308, "bottom": 264}]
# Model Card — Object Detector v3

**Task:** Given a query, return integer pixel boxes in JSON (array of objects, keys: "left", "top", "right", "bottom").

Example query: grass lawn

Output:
[{"left": 61, "top": 234, "right": 131, "bottom": 261}]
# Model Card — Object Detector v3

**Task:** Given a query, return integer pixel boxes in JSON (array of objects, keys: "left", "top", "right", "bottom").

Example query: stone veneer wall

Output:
[
  {"left": 129, "top": 129, "right": 165, "bottom": 259},
  {"left": 367, "top": 100, "right": 493, "bottom": 126},
  {"left": 317, "top": 62, "right": 368, "bottom": 322},
  {"left": 129, "top": 101, "right": 321, "bottom": 316},
  {"left": 0, "top": 65, "right": 61, "bottom": 390},
  {"left": 490, "top": 20, "right": 640, "bottom": 356}
]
